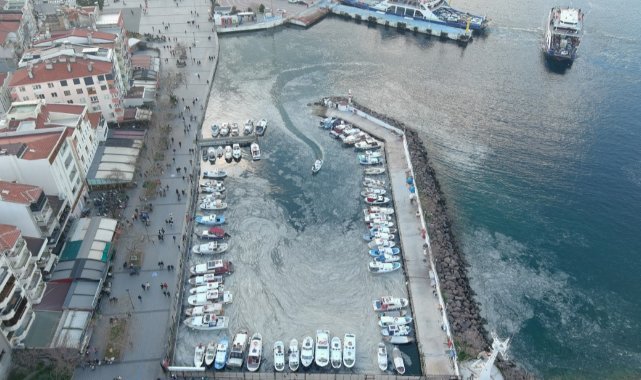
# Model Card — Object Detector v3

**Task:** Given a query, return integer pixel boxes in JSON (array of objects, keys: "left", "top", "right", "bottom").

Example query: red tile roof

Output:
[
  {"left": 0, "top": 224, "right": 21, "bottom": 251},
  {"left": 0, "top": 180, "right": 43, "bottom": 205},
  {"left": 9, "top": 58, "right": 113, "bottom": 87},
  {"left": 0, "top": 130, "right": 65, "bottom": 160},
  {"left": 45, "top": 103, "right": 85, "bottom": 115},
  {"left": 38, "top": 28, "right": 117, "bottom": 45},
  {"left": 87, "top": 112, "right": 101, "bottom": 129}
]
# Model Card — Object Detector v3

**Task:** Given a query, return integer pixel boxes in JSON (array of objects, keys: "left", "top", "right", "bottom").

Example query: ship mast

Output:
[{"left": 478, "top": 332, "right": 510, "bottom": 380}]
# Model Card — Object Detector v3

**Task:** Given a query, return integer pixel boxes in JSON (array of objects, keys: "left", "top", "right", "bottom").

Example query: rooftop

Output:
[
  {"left": 0, "top": 130, "right": 66, "bottom": 161},
  {"left": 20, "top": 44, "right": 113, "bottom": 68},
  {"left": 0, "top": 180, "right": 43, "bottom": 205},
  {"left": 0, "top": 100, "right": 86, "bottom": 132},
  {"left": 0, "top": 223, "right": 20, "bottom": 250},
  {"left": 9, "top": 58, "right": 113, "bottom": 87}
]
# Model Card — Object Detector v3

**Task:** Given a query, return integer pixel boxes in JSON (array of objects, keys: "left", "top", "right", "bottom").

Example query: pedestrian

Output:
[
  {"left": 183, "top": 166, "right": 187, "bottom": 173},
  {"left": 160, "top": 283, "right": 164, "bottom": 290},
  {"left": 146, "top": 282, "right": 151, "bottom": 290},
  {"left": 177, "top": 244, "right": 181, "bottom": 251},
  {"left": 163, "top": 290, "right": 167, "bottom": 296},
  {"left": 179, "top": 142, "right": 182, "bottom": 148},
  {"left": 173, "top": 235, "right": 176, "bottom": 243},
  {"left": 166, "top": 291, "right": 171, "bottom": 298},
  {"left": 141, "top": 284, "right": 146, "bottom": 291},
  {"left": 138, "top": 295, "right": 142, "bottom": 302}
]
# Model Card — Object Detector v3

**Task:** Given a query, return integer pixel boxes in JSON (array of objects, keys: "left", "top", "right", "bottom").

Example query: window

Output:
[
  {"left": 64, "top": 153, "right": 72, "bottom": 169},
  {"left": 100, "top": 85, "right": 107, "bottom": 91},
  {"left": 60, "top": 80, "right": 68, "bottom": 87},
  {"left": 32, "top": 84, "right": 41, "bottom": 90},
  {"left": 22, "top": 96, "right": 29, "bottom": 101},
  {"left": 72, "top": 185, "right": 78, "bottom": 195},
  {"left": 90, "top": 96, "right": 98, "bottom": 103},
  {"left": 87, "top": 87, "right": 97, "bottom": 95},
  {"left": 67, "top": 100, "right": 74, "bottom": 104},
  {"left": 47, "top": 83, "right": 54, "bottom": 88},
  {"left": 98, "top": 75, "right": 105, "bottom": 81},
  {"left": 51, "top": 92, "right": 58, "bottom": 98},
  {"left": 64, "top": 90, "right": 71, "bottom": 96},
  {"left": 76, "top": 89, "right": 83, "bottom": 95},
  {"left": 79, "top": 98, "right": 86, "bottom": 104},
  {"left": 92, "top": 105, "right": 101, "bottom": 112},
  {"left": 105, "top": 73, "right": 114, "bottom": 80},
  {"left": 104, "top": 95, "right": 110, "bottom": 100},
  {"left": 36, "top": 94, "right": 45, "bottom": 99},
  {"left": 18, "top": 86, "right": 25, "bottom": 92},
  {"left": 83, "top": 77, "right": 94, "bottom": 85},
  {"left": 73, "top": 78, "right": 80, "bottom": 85}
]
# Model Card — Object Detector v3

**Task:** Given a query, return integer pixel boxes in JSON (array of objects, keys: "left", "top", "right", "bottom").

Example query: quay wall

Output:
[{"left": 323, "top": 98, "right": 533, "bottom": 380}]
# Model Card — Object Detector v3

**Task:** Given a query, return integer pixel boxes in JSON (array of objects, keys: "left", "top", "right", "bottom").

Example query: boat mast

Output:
[{"left": 478, "top": 332, "right": 510, "bottom": 380}]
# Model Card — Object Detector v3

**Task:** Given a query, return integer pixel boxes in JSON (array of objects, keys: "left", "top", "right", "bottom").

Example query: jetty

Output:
[{"left": 323, "top": 105, "right": 458, "bottom": 376}]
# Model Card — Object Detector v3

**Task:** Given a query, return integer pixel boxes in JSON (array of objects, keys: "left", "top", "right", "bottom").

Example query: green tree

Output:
[{"left": 259, "top": 3, "right": 265, "bottom": 13}]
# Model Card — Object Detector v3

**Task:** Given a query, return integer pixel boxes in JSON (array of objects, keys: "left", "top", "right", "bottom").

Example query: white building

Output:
[
  {"left": 0, "top": 73, "right": 13, "bottom": 118},
  {"left": 8, "top": 57, "right": 124, "bottom": 123}
]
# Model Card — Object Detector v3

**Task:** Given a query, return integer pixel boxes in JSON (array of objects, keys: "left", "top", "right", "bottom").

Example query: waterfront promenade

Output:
[{"left": 324, "top": 108, "right": 457, "bottom": 377}]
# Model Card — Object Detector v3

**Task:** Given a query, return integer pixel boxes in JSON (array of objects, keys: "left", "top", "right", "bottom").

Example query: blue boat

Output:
[
  {"left": 214, "top": 337, "right": 229, "bottom": 370},
  {"left": 195, "top": 215, "right": 225, "bottom": 226},
  {"left": 211, "top": 124, "right": 220, "bottom": 137},
  {"left": 369, "top": 247, "right": 401, "bottom": 257}
]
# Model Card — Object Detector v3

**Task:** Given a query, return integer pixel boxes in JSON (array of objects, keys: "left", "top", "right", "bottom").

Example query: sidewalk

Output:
[{"left": 74, "top": 0, "right": 219, "bottom": 378}]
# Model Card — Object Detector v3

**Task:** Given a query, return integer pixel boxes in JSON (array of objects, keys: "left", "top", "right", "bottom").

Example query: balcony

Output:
[
  {"left": 0, "top": 292, "right": 21, "bottom": 321},
  {"left": 2, "top": 296, "right": 29, "bottom": 332},
  {"left": 29, "top": 281, "right": 45, "bottom": 305},
  {"left": 11, "top": 310, "right": 34, "bottom": 344},
  {"left": 0, "top": 275, "right": 17, "bottom": 309},
  {"left": 19, "top": 261, "right": 36, "bottom": 282},
  {"left": 7, "top": 239, "right": 26, "bottom": 259},
  {"left": 8, "top": 244, "right": 30, "bottom": 269}
]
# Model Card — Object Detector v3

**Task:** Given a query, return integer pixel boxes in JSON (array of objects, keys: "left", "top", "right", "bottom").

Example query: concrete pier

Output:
[{"left": 323, "top": 107, "right": 457, "bottom": 377}]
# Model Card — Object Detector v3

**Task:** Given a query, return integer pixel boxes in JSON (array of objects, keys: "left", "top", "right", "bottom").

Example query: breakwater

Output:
[{"left": 325, "top": 97, "right": 533, "bottom": 380}]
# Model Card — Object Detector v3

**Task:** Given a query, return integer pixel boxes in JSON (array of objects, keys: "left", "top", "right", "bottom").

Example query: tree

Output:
[{"left": 259, "top": 3, "right": 265, "bottom": 13}]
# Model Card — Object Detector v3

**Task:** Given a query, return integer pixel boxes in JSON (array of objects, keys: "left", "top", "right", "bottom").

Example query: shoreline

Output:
[{"left": 326, "top": 97, "right": 534, "bottom": 380}]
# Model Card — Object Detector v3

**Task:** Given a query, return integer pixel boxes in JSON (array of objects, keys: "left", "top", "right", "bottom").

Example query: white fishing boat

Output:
[
  {"left": 201, "top": 180, "right": 225, "bottom": 189},
  {"left": 244, "top": 119, "right": 254, "bottom": 135},
  {"left": 363, "top": 178, "right": 386, "bottom": 188},
  {"left": 381, "top": 324, "right": 412, "bottom": 337},
  {"left": 372, "top": 297, "right": 410, "bottom": 312},
  {"left": 224, "top": 145, "right": 233, "bottom": 161},
  {"left": 369, "top": 261, "right": 402, "bottom": 274},
  {"left": 214, "top": 337, "right": 229, "bottom": 370},
  {"left": 374, "top": 253, "right": 401, "bottom": 263},
  {"left": 205, "top": 341, "right": 217, "bottom": 367},
  {"left": 358, "top": 151, "right": 383, "bottom": 159},
  {"left": 207, "top": 147, "right": 217, "bottom": 163},
  {"left": 361, "top": 188, "right": 387, "bottom": 196},
  {"left": 364, "top": 167, "right": 386, "bottom": 175},
  {"left": 194, "top": 343, "right": 206, "bottom": 367},
  {"left": 364, "top": 213, "right": 393, "bottom": 223},
  {"left": 216, "top": 146, "right": 224, "bottom": 158},
  {"left": 188, "top": 282, "right": 223, "bottom": 295},
  {"left": 377, "top": 342, "right": 388, "bottom": 371},
  {"left": 368, "top": 220, "right": 396, "bottom": 229},
  {"left": 288, "top": 339, "right": 300, "bottom": 372},
  {"left": 219, "top": 123, "right": 230, "bottom": 137},
  {"left": 383, "top": 336, "right": 415, "bottom": 345},
  {"left": 392, "top": 347, "right": 406, "bottom": 375},
  {"left": 188, "top": 273, "right": 223, "bottom": 286},
  {"left": 185, "top": 302, "right": 224, "bottom": 316},
  {"left": 379, "top": 316, "right": 413, "bottom": 327},
  {"left": 230, "top": 123, "right": 240, "bottom": 137},
  {"left": 363, "top": 232, "right": 395, "bottom": 242},
  {"left": 203, "top": 170, "right": 227, "bottom": 179},
  {"left": 273, "top": 341, "right": 285, "bottom": 372},
  {"left": 201, "top": 192, "right": 225, "bottom": 201},
  {"left": 365, "top": 195, "right": 391, "bottom": 205},
  {"left": 330, "top": 336, "right": 342, "bottom": 369},
  {"left": 315, "top": 330, "right": 330, "bottom": 368},
  {"left": 369, "top": 247, "right": 401, "bottom": 257},
  {"left": 250, "top": 142, "right": 261, "bottom": 160},
  {"left": 368, "top": 239, "right": 396, "bottom": 249},
  {"left": 189, "top": 259, "right": 233, "bottom": 276},
  {"left": 312, "top": 159, "right": 323, "bottom": 175},
  {"left": 187, "top": 290, "right": 233, "bottom": 306},
  {"left": 359, "top": 156, "right": 383, "bottom": 165},
  {"left": 246, "top": 333, "right": 262, "bottom": 372},
  {"left": 232, "top": 143, "right": 242, "bottom": 161},
  {"left": 343, "top": 334, "right": 356, "bottom": 368},
  {"left": 355, "top": 138, "right": 382, "bottom": 151},
  {"left": 191, "top": 241, "right": 229, "bottom": 255},
  {"left": 300, "top": 336, "right": 314, "bottom": 369},
  {"left": 200, "top": 199, "right": 228, "bottom": 211},
  {"left": 369, "top": 226, "right": 397, "bottom": 235},
  {"left": 200, "top": 227, "right": 228, "bottom": 241},
  {"left": 343, "top": 131, "right": 369, "bottom": 146},
  {"left": 211, "top": 124, "right": 220, "bottom": 138},
  {"left": 366, "top": 206, "right": 394, "bottom": 215},
  {"left": 227, "top": 330, "right": 249, "bottom": 368},
  {"left": 256, "top": 119, "right": 267, "bottom": 136}
]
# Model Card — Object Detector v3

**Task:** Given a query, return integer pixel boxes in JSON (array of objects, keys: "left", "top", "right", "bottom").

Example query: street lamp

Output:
[{"left": 125, "top": 288, "right": 135, "bottom": 310}]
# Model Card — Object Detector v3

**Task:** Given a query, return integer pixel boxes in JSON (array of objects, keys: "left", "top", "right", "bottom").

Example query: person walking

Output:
[{"left": 138, "top": 295, "right": 142, "bottom": 302}]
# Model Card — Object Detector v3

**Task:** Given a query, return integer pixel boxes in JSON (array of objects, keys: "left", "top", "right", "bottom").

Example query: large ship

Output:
[
  {"left": 543, "top": 7, "right": 584, "bottom": 64},
  {"left": 340, "top": 0, "right": 487, "bottom": 31}
]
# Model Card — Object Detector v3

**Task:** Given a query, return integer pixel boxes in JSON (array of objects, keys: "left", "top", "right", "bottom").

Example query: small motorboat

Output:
[
  {"left": 230, "top": 123, "right": 240, "bottom": 137},
  {"left": 200, "top": 227, "right": 229, "bottom": 241},
  {"left": 367, "top": 239, "right": 396, "bottom": 249},
  {"left": 383, "top": 336, "right": 415, "bottom": 344},
  {"left": 364, "top": 167, "right": 386, "bottom": 175},
  {"left": 392, "top": 347, "right": 405, "bottom": 375},
  {"left": 227, "top": 330, "right": 249, "bottom": 368},
  {"left": 246, "top": 333, "right": 263, "bottom": 372},
  {"left": 219, "top": 123, "right": 230, "bottom": 136},
  {"left": 201, "top": 180, "right": 225, "bottom": 191},
  {"left": 192, "top": 241, "right": 229, "bottom": 255},
  {"left": 362, "top": 188, "right": 387, "bottom": 196},
  {"left": 315, "top": 330, "right": 330, "bottom": 368},
  {"left": 379, "top": 316, "right": 413, "bottom": 327},
  {"left": 373, "top": 297, "right": 410, "bottom": 312},
  {"left": 343, "top": 334, "right": 356, "bottom": 368},
  {"left": 194, "top": 343, "right": 206, "bottom": 367},
  {"left": 189, "top": 259, "right": 233, "bottom": 276},
  {"left": 189, "top": 282, "right": 223, "bottom": 294},
  {"left": 373, "top": 253, "right": 401, "bottom": 263},
  {"left": 355, "top": 138, "right": 382, "bottom": 151},
  {"left": 381, "top": 324, "right": 412, "bottom": 337},
  {"left": 365, "top": 196, "right": 391, "bottom": 205},
  {"left": 207, "top": 147, "right": 217, "bottom": 164},
  {"left": 369, "top": 226, "right": 398, "bottom": 235},
  {"left": 288, "top": 339, "right": 299, "bottom": 372},
  {"left": 363, "top": 179, "right": 386, "bottom": 188},
  {"left": 201, "top": 187, "right": 225, "bottom": 195},
  {"left": 312, "top": 159, "right": 323, "bottom": 175},
  {"left": 368, "top": 221, "right": 396, "bottom": 229},
  {"left": 185, "top": 302, "right": 224, "bottom": 316},
  {"left": 250, "top": 142, "right": 261, "bottom": 160},
  {"left": 300, "top": 336, "right": 314, "bottom": 369},
  {"left": 330, "top": 336, "right": 342, "bottom": 369},
  {"left": 364, "top": 213, "right": 393, "bottom": 223},
  {"left": 366, "top": 206, "right": 394, "bottom": 215},
  {"left": 211, "top": 124, "right": 220, "bottom": 137},
  {"left": 187, "top": 290, "right": 233, "bottom": 306},
  {"left": 224, "top": 146, "right": 233, "bottom": 162},
  {"left": 369, "top": 261, "right": 402, "bottom": 274},
  {"left": 203, "top": 170, "right": 227, "bottom": 179},
  {"left": 377, "top": 342, "right": 387, "bottom": 371},
  {"left": 358, "top": 151, "right": 382, "bottom": 159},
  {"left": 205, "top": 341, "right": 217, "bottom": 367},
  {"left": 273, "top": 341, "right": 285, "bottom": 372},
  {"left": 232, "top": 143, "right": 242, "bottom": 161},
  {"left": 244, "top": 119, "right": 254, "bottom": 135},
  {"left": 195, "top": 214, "right": 225, "bottom": 226},
  {"left": 363, "top": 232, "right": 395, "bottom": 242},
  {"left": 200, "top": 199, "right": 228, "bottom": 211},
  {"left": 369, "top": 247, "right": 401, "bottom": 257},
  {"left": 343, "top": 131, "right": 369, "bottom": 146},
  {"left": 188, "top": 273, "right": 224, "bottom": 286},
  {"left": 255, "top": 119, "right": 267, "bottom": 136},
  {"left": 359, "top": 156, "right": 383, "bottom": 165},
  {"left": 216, "top": 146, "right": 224, "bottom": 158},
  {"left": 214, "top": 337, "right": 229, "bottom": 370},
  {"left": 329, "top": 123, "right": 348, "bottom": 138}
]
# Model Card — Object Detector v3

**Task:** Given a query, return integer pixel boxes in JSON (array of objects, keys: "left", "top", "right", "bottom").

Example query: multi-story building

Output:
[
  {"left": 0, "top": 223, "right": 47, "bottom": 347},
  {"left": 0, "top": 73, "right": 12, "bottom": 117},
  {"left": 8, "top": 57, "right": 124, "bottom": 123}
]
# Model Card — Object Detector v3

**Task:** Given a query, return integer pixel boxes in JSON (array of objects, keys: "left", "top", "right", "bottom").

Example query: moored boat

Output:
[
  {"left": 369, "top": 247, "right": 401, "bottom": 257},
  {"left": 383, "top": 336, "right": 415, "bottom": 345},
  {"left": 205, "top": 341, "right": 217, "bottom": 367},
  {"left": 366, "top": 206, "right": 394, "bottom": 214},
  {"left": 373, "top": 296, "right": 409, "bottom": 312},
  {"left": 373, "top": 253, "right": 401, "bottom": 263},
  {"left": 195, "top": 215, "right": 225, "bottom": 226},
  {"left": 365, "top": 195, "right": 391, "bottom": 205},
  {"left": 343, "top": 333, "right": 356, "bottom": 368},
  {"left": 312, "top": 159, "right": 323, "bottom": 175},
  {"left": 188, "top": 273, "right": 223, "bottom": 286},
  {"left": 200, "top": 199, "right": 228, "bottom": 211},
  {"left": 392, "top": 347, "right": 406, "bottom": 375},
  {"left": 219, "top": 123, "right": 230, "bottom": 137},
  {"left": 191, "top": 241, "right": 229, "bottom": 255},
  {"left": 203, "top": 170, "right": 227, "bottom": 179},
  {"left": 300, "top": 336, "right": 314, "bottom": 369},
  {"left": 224, "top": 145, "right": 233, "bottom": 161},
  {"left": 359, "top": 156, "right": 383, "bottom": 165},
  {"left": 232, "top": 143, "right": 242, "bottom": 161},
  {"left": 330, "top": 336, "right": 342, "bottom": 369},
  {"left": 207, "top": 147, "right": 217, "bottom": 164},
  {"left": 211, "top": 124, "right": 220, "bottom": 137},
  {"left": 189, "top": 259, "right": 233, "bottom": 276},
  {"left": 246, "top": 333, "right": 263, "bottom": 372},
  {"left": 187, "top": 290, "right": 233, "bottom": 306},
  {"left": 361, "top": 188, "right": 387, "bottom": 196},
  {"left": 244, "top": 119, "right": 254, "bottom": 135},
  {"left": 250, "top": 142, "right": 261, "bottom": 160},
  {"left": 379, "top": 316, "right": 413, "bottom": 327},
  {"left": 230, "top": 123, "right": 240, "bottom": 137},
  {"left": 315, "top": 330, "right": 330, "bottom": 368},
  {"left": 188, "top": 282, "right": 223, "bottom": 294},
  {"left": 227, "top": 330, "right": 249, "bottom": 368},
  {"left": 377, "top": 342, "right": 387, "bottom": 371},
  {"left": 194, "top": 343, "right": 206, "bottom": 367},
  {"left": 200, "top": 227, "right": 229, "bottom": 241},
  {"left": 364, "top": 167, "right": 386, "bottom": 175},
  {"left": 381, "top": 324, "right": 412, "bottom": 336},
  {"left": 363, "top": 232, "right": 395, "bottom": 242},
  {"left": 369, "top": 261, "right": 402, "bottom": 274},
  {"left": 214, "top": 337, "right": 229, "bottom": 370},
  {"left": 256, "top": 119, "right": 267, "bottom": 136},
  {"left": 544, "top": 7, "right": 584, "bottom": 64},
  {"left": 288, "top": 339, "right": 300, "bottom": 371},
  {"left": 274, "top": 341, "right": 285, "bottom": 372},
  {"left": 358, "top": 151, "right": 383, "bottom": 159},
  {"left": 185, "top": 302, "right": 224, "bottom": 316},
  {"left": 368, "top": 239, "right": 396, "bottom": 249}
]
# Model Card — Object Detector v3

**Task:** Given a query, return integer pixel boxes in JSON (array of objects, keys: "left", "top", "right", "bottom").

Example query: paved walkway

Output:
[
  {"left": 325, "top": 108, "right": 456, "bottom": 376},
  {"left": 73, "top": 0, "right": 219, "bottom": 379}
]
